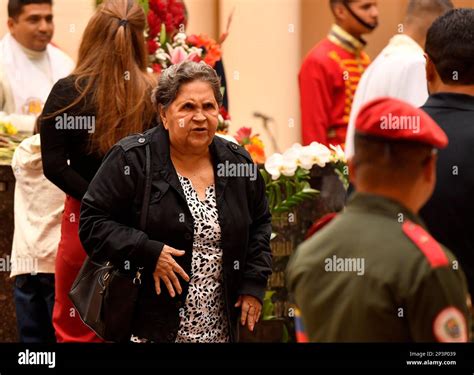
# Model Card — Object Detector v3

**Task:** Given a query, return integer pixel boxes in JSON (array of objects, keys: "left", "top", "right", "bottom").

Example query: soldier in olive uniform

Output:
[{"left": 287, "top": 97, "right": 471, "bottom": 342}]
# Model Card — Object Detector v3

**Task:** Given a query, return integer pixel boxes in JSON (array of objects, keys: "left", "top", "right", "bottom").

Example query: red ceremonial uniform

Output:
[{"left": 299, "top": 24, "right": 370, "bottom": 147}]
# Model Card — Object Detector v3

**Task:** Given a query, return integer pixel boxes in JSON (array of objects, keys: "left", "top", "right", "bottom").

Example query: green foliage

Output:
[
  {"left": 261, "top": 291, "right": 290, "bottom": 343},
  {"left": 138, "top": 0, "right": 149, "bottom": 14},
  {"left": 262, "top": 290, "right": 276, "bottom": 321},
  {"left": 260, "top": 168, "right": 319, "bottom": 215},
  {"left": 333, "top": 161, "right": 349, "bottom": 190},
  {"left": 159, "top": 23, "right": 167, "bottom": 46},
  {"left": 281, "top": 324, "right": 289, "bottom": 343}
]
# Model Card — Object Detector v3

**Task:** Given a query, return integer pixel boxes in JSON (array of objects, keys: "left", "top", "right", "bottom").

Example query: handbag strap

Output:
[{"left": 139, "top": 142, "right": 152, "bottom": 232}]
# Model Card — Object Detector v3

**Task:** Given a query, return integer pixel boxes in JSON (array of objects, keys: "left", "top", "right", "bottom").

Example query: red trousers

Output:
[{"left": 53, "top": 196, "right": 103, "bottom": 343}]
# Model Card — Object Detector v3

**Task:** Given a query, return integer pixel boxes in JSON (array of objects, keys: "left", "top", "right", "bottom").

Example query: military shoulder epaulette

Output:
[
  {"left": 402, "top": 220, "right": 449, "bottom": 268},
  {"left": 306, "top": 212, "right": 338, "bottom": 239}
]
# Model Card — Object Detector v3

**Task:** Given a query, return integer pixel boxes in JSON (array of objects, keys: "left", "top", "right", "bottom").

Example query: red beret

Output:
[{"left": 355, "top": 97, "right": 448, "bottom": 149}]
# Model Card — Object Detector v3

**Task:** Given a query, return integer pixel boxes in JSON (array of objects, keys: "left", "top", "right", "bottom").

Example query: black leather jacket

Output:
[{"left": 79, "top": 125, "right": 272, "bottom": 342}]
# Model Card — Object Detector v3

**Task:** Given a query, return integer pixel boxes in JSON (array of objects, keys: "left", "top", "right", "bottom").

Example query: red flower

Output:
[
  {"left": 148, "top": 0, "right": 187, "bottom": 40},
  {"left": 147, "top": 11, "right": 161, "bottom": 39},
  {"left": 169, "top": 0, "right": 186, "bottom": 19},
  {"left": 235, "top": 127, "right": 252, "bottom": 144},
  {"left": 204, "top": 44, "right": 222, "bottom": 67},
  {"left": 148, "top": 0, "right": 160, "bottom": 14},
  {"left": 151, "top": 63, "right": 162, "bottom": 74},
  {"left": 149, "top": 0, "right": 166, "bottom": 15},
  {"left": 190, "top": 54, "right": 201, "bottom": 63},
  {"left": 188, "top": 34, "right": 211, "bottom": 49},
  {"left": 147, "top": 39, "right": 159, "bottom": 55},
  {"left": 219, "top": 107, "right": 230, "bottom": 120},
  {"left": 186, "top": 34, "right": 200, "bottom": 46},
  {"left": 187, "top": 34, "right": 222, "bottom": 67}
]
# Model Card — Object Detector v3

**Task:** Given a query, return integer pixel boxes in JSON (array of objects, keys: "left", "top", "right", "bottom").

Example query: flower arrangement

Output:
[
  {"left": 97, "top": 1, "right": 268, "bottom": 167},
  {"left": 145, "top": 0, "right": 222, "bottom": 73},
  {"left": 261, "top": 143, "right": 348, "bottom": 214},
  {"left": 234, "top": 127, "right": 266, "bottom": 165},
  {"left": 148, "top": 30, "right": 223, "bottom": 74},
  {"left": 95, "top": 0, "right": 223, "bottom": 74},
  {"left": 0, "top": 113, "right": 28, "bottom": 165},
  {"left": 0, "top": 118, "right": 17, "bottom": 136}
]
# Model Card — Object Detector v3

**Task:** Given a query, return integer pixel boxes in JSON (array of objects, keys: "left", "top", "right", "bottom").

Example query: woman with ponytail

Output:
[{"left": 40, "top": 0, "right": 156, "bottom": 342}]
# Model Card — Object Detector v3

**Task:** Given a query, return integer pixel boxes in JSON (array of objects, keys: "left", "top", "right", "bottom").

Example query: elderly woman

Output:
[{"left": 78, "top": 61, "right": 272, "bottom": 343}]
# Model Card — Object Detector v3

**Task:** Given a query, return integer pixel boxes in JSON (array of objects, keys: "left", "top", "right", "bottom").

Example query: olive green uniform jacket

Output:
[{"left": 287, "top": 193, "right": 471, "bottom": 342}]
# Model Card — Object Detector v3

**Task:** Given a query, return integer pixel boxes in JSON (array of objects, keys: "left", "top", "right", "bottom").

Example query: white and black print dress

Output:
[{"left": 174, "top": 174, "right": 230, "bottom": 343}]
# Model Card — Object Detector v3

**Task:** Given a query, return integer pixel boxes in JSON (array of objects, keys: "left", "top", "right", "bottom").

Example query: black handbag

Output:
[
  {"left": 236, "top": 319, "right": 289, "bottom": 343},
  {"left": 69, "top": 141, "right": 152, "bottom": 343}
]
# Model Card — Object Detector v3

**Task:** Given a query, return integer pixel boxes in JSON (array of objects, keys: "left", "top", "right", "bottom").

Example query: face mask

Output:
[{"left": 343, "top": 1, "right": 378, "bottom": 31}]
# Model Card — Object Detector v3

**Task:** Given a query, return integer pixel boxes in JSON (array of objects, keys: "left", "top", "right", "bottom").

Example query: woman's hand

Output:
[
  {"left": 153, "top": 245, "right": 190, "bottom": 297},
  {"left": 235, "top": 295, "right": 262, "bottom": 332}
]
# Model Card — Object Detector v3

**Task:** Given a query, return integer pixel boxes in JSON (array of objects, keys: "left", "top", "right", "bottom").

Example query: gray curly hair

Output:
[{"left": 152, "top": 61, "right": 223, "bottom": 114}]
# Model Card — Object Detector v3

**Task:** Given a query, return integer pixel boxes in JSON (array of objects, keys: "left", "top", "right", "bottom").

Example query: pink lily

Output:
[{"left": 169, "top": 46, "right": 188, "bottom": 65}]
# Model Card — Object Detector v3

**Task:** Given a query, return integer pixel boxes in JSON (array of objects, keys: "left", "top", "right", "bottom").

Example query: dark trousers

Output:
[{"left": 13, "top": 273, "right": 56, "bottom": 343}]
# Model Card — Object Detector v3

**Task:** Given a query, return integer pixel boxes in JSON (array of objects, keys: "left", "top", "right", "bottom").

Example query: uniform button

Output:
[
  {"left": 184, "top": 233, "right": 191, "bottom": 240},
  {"left": 138, "top": 137, "right": 146, "bottom": 144},
  {"left": 231, "top": 143, "right": 238, "bottom": 150}
]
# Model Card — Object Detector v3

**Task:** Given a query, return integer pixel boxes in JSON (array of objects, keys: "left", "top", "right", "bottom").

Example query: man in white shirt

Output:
[
  {"left": 344, "top": 0, "right": 453, "bottom": 158},
  {"left": 1, "top": 0, "right": 72, "bottom": 343},
  {"left": 0, "top": 0, "right": 74, "bottom": 116}
]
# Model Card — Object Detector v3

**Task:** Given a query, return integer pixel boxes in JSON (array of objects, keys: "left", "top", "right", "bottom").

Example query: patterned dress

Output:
[
  {"left": 131, "top": 174, "right": 230, "bottom": 344},
  {"left": 174, "top": 174, "right": 230, "bottom": 343}
]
